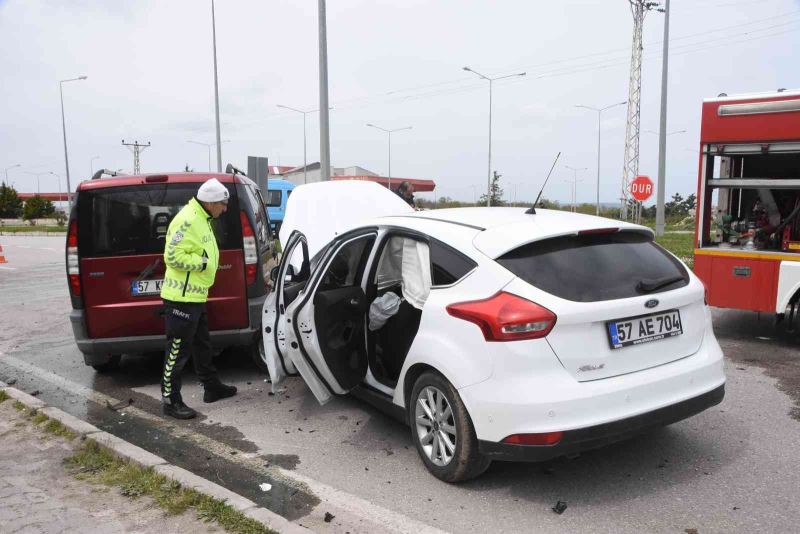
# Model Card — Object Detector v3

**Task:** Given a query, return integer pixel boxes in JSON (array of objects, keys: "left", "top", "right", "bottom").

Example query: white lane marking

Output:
[
  {"left": 0, "top": 354, "right": 447, "bottom": 534},
  {"left": 0, "top": 266, "right": 17, "bottom": 270}
]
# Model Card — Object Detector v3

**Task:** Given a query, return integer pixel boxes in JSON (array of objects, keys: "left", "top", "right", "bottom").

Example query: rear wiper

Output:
[
  {"left": 636, "top": 275, "right": 684, "bottom": 293},
  {"left": 136, "top": 258, "right": 162, "bottom": 281}
]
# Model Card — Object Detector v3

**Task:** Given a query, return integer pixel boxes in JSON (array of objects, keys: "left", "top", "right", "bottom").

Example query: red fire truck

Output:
[{"left": 693, "top": 89, "right": 800, "bottom": 325}]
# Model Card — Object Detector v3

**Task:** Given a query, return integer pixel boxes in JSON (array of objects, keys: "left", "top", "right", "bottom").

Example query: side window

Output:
[
  {"left": 266, "top": 190, "right": 282, "bottom": 207},
  {"left": 253, "top": 188, "right": 272, "bottom": 232},
  {"left": 318, "top": 235, "right": 376, "bottom": 292},
  {"left": 374, "top": 236, "right": 404, "bottom": 288},
  {"left": 430, "top": 239, "right": 476, "bottom": 286}
]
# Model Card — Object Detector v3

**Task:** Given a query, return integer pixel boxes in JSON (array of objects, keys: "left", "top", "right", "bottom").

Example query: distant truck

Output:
[{"left": 263, "top": 178, "right": 295, "bottom": 234}]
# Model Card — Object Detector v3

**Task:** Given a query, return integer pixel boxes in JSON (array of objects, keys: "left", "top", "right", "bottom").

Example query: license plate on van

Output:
[
  {"left": 131, "top": 279, "right": 163, "bottom": 296},
  {"left": 607, "top": 309, "right": 682, "bottom": 349}
]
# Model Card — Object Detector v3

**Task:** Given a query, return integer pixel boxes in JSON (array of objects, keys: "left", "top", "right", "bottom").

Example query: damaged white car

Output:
[{"left": 261, "top": 181, "right": 726, "bottom": 482}]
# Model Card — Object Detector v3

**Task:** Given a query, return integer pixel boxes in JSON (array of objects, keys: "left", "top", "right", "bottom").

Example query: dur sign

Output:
[{"left": 630, "top": 175, "right": 654, "bottom": 202}]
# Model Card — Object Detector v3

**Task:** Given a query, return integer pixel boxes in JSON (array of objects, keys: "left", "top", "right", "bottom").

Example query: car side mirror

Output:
[{"left": 270, "top": 266, "right": 279, "bottom": 283}]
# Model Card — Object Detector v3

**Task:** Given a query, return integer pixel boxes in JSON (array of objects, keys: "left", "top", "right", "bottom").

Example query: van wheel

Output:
[
  {"left": 409, "top": 371, "right": 491, "bottom": 483},
  {"left": 250, "top": 335, "right": 270, "bottom": 375},
  {"left": 92, "top": 355, "right": 122, "bottom": 373}
]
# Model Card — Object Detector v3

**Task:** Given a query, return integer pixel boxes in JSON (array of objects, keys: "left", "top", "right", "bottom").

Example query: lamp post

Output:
[
  {"left": 575, "top": 101, "right": 627, "bottom": 216},
  {"left": 277, "top": 105, "right": 329, "bottom": 184},
  {"left": 3, "top": 164, "right": 21, "bottom": 187},
  {"left": 90, "top": 156, "right": 100, "bottom": 176},
  {"left": 211, "top": 0, "right": 223, "bottom": 172},
  {"left": 655, "top": 0, "right": 672, "bottom": 237},
  {"left": 60, "top": 75, "right": 87, "bottom": 213},
  {"left": 318, "top": 0, "right": 331, "bottom": 182},
  {"left": 462, "top": 66, "right": 526, "bottom": 207},
  {"left": 25, "top": 172, "right": 49, "bottom": 194},
  {"left": 565, "top": 166, "right": 587, "bottom": 213},
  {"left": 188, "top": 140, "right": 229, "bottom": 171},
  {"left": 365, "top": 123, "right": 412, "bottom": 191},
  {"left": 49, "top": 172, "right": 62, "bottom": 202}
]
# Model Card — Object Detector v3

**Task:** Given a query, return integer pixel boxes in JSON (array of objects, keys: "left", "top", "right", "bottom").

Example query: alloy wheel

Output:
[{"left": 415, "top": 385, "right": 457, "bottom": 466}]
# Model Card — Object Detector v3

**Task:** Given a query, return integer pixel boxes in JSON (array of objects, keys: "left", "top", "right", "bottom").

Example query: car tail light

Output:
[
  {"left": 67, "top": 220, "right": 81, "bottom": 296},
  {"left": 446, "top": 292, "right": 557, "bottom": 342},
  {"left": 502, "top": 432, "right": 563, "bottom": 446},
  {"left": 240, "top": 211, "right": 258, "bottom": 285}
]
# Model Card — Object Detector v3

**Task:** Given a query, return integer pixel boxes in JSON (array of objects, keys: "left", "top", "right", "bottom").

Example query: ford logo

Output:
[{"left": 645, "top": 299, "right": 659, "bottom": 309}]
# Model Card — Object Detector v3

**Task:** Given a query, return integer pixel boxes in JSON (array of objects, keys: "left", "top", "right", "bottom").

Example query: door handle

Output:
[{"left": 349, "top": 298, "right": 360, "bottom": 307}]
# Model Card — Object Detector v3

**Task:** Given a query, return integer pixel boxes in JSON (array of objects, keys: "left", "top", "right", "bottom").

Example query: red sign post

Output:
[{"left": 630, "top": 175, "right": 654, "bottom": 202}]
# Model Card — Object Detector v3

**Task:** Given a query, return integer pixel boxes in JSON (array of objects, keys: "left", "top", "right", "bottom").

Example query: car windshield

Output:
[
  {"left": 496, "top": 231, "right": 689, "bottom": 302},
  {"left": 77, "top": 183, "right": 242, "bottom": 257}
]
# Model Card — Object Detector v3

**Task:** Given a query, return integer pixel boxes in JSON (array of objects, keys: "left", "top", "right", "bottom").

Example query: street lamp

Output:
[
  {"left": 277, "top": 105, "right": 330, "bottom": 184},
  {"left": 564, "top": 166, "right": 587, "bottom": 213},
  {"left": 25, "top": 172, "right": 49, "bottom": 194},
  {"left": 49, "top": 172, "right": 63, "bottom": 202},
  {"left": 462, "top": 66, "right": 526, "bottom": 207},
  {"left": 365, "top": 123, "right": 412, "bottom": 191},
  {"left": 644, "top": 129, "right": 685, "bottom": 136},
  {"left": 211, "top": 0, "right": 223, "bottom": 172},
  {"left": 575, "top": 101, "right": 627, "bottom": 216},
  {"left": 60, "top": 75, "right": 87, "bottom": 213},
  {"left": 188, "top": 140, "right": 230, "bottom": 171},
  {"left": 90, "top": 156, "right": 100, "bottom": 175},
  {"left": 3, "top": 164, "right": 21, "bottom": 187}
]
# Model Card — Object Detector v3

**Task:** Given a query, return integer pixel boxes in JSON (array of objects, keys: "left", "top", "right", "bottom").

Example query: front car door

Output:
[
  {"left": 285, "top": 231, "right": 378, "bottom": 404},
  {"left": 262, "top": 230, "right": 310, "bottom": 389}
]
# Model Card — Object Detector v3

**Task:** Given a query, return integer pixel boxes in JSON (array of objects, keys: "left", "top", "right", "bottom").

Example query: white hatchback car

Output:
[{"left": 262, "top": 188, "right": 725, "bottom": 482}]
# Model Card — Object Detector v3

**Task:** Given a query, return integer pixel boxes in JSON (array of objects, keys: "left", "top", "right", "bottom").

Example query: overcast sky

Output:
[{"left": 1, "top": 0, "right": 798, "bottom": 204}]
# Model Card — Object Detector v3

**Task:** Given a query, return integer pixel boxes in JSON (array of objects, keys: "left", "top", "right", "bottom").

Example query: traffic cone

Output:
[{"left": 0, "top": 244, "right": 6, "bottom": 264}]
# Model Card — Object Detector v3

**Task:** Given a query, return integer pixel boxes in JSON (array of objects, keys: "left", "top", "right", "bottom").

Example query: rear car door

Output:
[
  {"left": 262, "top": 230, "right": 309, "bottom": 388},
  {"left": 285, "top": 231, "right": 378, "bottom": 404},
  {"left": 77, "top": 181, "right": 246, "bottom": 339}
]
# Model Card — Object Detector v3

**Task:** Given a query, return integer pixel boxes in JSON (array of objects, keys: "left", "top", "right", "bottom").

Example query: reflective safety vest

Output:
[{"left": 160, "top": 197, "right": 220, "bottom": 303}]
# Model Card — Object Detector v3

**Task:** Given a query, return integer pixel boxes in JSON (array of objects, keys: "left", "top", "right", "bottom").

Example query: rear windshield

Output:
[
  {"left": 497, "top": 231, "right": 689, "bottom": 302},
  {"left": 77, "top": 183, "right": 242, "bottom": 257}
]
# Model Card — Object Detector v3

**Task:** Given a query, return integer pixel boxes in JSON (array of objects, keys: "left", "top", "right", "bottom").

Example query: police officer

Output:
[{"left": 160, "top": 178, "right": 237, "bottom": 419}]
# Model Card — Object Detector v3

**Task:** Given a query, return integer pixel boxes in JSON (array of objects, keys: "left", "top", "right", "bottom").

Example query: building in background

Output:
[{"left": 279, "top": 162, "right": 435, "bottom": 193}]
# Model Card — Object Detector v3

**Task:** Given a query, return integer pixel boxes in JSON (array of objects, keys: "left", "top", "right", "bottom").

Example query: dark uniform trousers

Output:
[{"left": 161, "top": 300, "right": 217, "bottom": 402}]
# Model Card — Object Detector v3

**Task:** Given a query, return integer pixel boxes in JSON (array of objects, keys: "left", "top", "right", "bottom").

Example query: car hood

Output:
[{"left": 278, "top": 180, "right": 414, "bottom": 258}]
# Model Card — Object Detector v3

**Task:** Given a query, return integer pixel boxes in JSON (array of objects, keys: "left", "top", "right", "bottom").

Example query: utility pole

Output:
[
  {"left": 655, "top": 0, "right": 671, "bottom": 236},
  {"left": 211, "top": 0, "right": 223, "bottom": 172},
  {"left": 122, "top": 140, "right": 151, "bottom": 175},
  {"left": 60, "top": 75, "right": 87, "bottom": 213},
  {"left": 622, "top": 1, "right": 661, "bottom": 220},
  {"left": 318, "top": 0, "right": 332, "bottom": 182},
  {"left": 3, "top": 164, "right": 21, "bottom": 187}
]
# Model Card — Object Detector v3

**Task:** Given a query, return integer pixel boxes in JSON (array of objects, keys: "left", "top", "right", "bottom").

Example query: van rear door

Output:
[{"left": 77, "top": 182, "right": 246, "bottom": 339}]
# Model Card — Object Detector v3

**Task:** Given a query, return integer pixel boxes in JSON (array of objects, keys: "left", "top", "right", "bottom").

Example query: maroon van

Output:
[{"left": 66, "top": 170, "right": 276, "bottom": 372}]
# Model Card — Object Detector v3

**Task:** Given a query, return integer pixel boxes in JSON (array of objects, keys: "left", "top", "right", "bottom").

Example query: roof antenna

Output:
[{"left": 527, "top": 151, "right": 561, "bottom": 214}]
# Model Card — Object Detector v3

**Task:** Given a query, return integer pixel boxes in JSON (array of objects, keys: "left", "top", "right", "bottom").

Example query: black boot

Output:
[
  {"left": 203, "top": 379, "right": 237, "bottom": 403},
  {"left": 162, "top": 397, "right": 197, "bottom": 420}
]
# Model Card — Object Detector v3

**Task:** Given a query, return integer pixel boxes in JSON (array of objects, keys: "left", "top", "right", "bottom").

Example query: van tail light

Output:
[
  {"left": 67, "top": 220, "right": 81, "bottom": 296},
  {"left": 240, "top": 211, "right": 258, "bottom": 285},
  {"left": 446, "top": 292, "right": 557, "bottom": 342},
  {"left": 502, "top": 432, "right": 563, "bottom": 446}
]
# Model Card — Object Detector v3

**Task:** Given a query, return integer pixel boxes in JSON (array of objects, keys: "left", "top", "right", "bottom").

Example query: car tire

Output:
[
  {"left": 409, "top": 371, "right": 491, "bottom": 483},
  {"left": 92, "top": 354, "right": 122, "bottom": 373},
  {"left": 250, "top": 334, "right": 270, "bottom": 376}
]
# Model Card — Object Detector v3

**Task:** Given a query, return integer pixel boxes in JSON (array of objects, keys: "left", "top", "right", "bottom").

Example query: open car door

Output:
[
  {"left": 262, "top": 231, "right": 310, "bottom": 390},
  {"left": 285, "top": 232, "right": 378, "bottom": 405}
]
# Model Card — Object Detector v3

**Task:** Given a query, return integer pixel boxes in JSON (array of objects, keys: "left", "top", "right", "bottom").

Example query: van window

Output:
[
  {"left": 266, "top": 190, "right": 282, "bottom": 207},
  {"left": 497, "top": 231, "right": 688, "bottom": 302},
  {"left": 77, "top": 183, "right": 241, "bottom": 257},
  {"left": 318, "top": 235, "right": 376, "bottom": 292}
]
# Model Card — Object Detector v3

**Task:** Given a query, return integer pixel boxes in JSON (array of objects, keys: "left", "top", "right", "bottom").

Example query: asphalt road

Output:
[{"left": 1, "top": 235, "right": 799, "bottom": 533}]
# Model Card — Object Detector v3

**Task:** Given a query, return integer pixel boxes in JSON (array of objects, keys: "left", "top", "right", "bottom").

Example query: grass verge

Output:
[
  {"left": 65, "top": 440, "right": 276, "bottom": 534},
  {"left": 655, "top": 232, "right": 695, "bottom": 269},
  {"left": 0, "top": 390, "right": 9, "bottom": 403},
  {"left": 0, "top": 225, "right": 67, "bottom": 234}
]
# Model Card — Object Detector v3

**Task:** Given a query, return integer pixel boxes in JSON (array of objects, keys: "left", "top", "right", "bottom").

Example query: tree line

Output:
[{"left": 0, "top": 184, "right": 59, "bottom": 221}]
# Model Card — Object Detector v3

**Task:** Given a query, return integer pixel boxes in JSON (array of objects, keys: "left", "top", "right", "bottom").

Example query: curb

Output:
[{"left": 1, "top": 385, "right": 310, "bottom": 534}]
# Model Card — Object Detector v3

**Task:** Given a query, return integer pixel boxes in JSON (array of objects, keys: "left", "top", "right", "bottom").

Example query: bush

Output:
[
  {"left": 23, "top": 195, "right": 56, "bottom": 221},
  {"left": 0, "top": 184, "right": 23, "bottom": 218}
]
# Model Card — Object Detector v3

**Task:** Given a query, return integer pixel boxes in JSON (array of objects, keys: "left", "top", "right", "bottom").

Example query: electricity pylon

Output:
[{"left": 122, "top": 140, "right": 151, "bottom": 175}]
